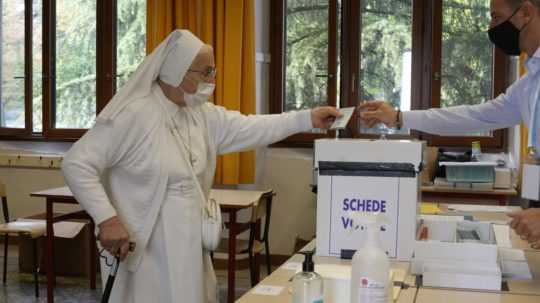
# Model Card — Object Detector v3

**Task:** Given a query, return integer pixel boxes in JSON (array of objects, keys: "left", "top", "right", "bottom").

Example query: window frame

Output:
[
  {"left": 0, "top": 0, "right": 123, "bottom": 141},
  {"left": 270, "top": 0, "right": 510, "bottom": 150},
  {"left": 422, "top": 0, "right": 509, "bottom": 151},
  {"left": 0, "top": 0, "right": 34, "bottom": 138},
  {"left": 270, "top": 0, "right": 339, "bottom": 147}
]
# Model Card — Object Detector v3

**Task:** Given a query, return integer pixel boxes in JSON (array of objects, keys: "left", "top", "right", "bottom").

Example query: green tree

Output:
[{"left": 1, "top": 0, "right": 146, "bottom": 130}]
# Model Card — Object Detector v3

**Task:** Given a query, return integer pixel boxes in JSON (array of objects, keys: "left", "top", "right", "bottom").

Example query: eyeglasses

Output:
[{"left": 188, "top": 67, "right": 217, "bottom": 78}]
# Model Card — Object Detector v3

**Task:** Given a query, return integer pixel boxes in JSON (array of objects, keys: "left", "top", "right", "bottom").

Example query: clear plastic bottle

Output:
[
  {"left": 291, "top": 250, "right": 324, "bottom": 303},
  {"left": 350, "top": 213, "right": 390, "bottom": 303}
]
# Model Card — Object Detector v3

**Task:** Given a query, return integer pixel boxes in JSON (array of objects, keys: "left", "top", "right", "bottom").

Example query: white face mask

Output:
[{"left": 182, "top": 82, "right": 215, "bottom": 107}]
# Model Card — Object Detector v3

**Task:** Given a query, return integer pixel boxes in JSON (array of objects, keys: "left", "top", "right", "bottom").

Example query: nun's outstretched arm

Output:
[
  {"left": 209, "top": 105, "right": 341, "bottom": 154},
  {"left": 208, "top": 104, "right": 314, "bottom": 155}
]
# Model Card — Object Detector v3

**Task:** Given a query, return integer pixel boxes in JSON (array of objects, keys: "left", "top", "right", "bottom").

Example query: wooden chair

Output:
[
  {"left": 215, "top": 190, "right": 275, "bottom": 286},
  {"left": 0, "top": 182, "right": 45, "bottom": 297}
]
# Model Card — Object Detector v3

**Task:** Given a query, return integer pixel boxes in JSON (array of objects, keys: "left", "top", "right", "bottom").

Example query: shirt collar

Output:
[{"left": 524, "top": 46, "right": 540, "bottom": 73}]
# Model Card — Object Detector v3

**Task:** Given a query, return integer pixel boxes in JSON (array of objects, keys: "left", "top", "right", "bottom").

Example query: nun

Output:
[{"left": 62, "top": 30, "right": 341, "bottom": 303}]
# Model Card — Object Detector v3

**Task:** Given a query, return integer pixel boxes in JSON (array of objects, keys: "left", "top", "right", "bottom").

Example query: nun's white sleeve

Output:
[
  {"left": 207, "top": 105, "right": 313, "bottom": 155},
  {"left": 62, "top": 121, "right": 125, "bottom": 225}
]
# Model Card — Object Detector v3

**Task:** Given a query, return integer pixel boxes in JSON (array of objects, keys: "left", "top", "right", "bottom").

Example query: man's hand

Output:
[
  {"left": 508, "top": 208, "right": 540, "bottom": 249},
  {"left": 311, "top": 106, "right": 343, "bottom": 129},
  {"left": 357, "top": 101, "right": 398, "bottom": 128},
  {"left": 98, "top": 216, "right": 131, "bottom": 260}
]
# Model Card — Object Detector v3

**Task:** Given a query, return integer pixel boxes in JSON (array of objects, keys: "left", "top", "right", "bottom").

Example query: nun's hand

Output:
[
  {"left": 508, "top": 208, "right": 540, "bottom": 246},
  {"left": 311, "top": 106, "right": 342, "bottom": 129},
  {"left": 98, "top": 216, "right": 131, "bottom": 261}
]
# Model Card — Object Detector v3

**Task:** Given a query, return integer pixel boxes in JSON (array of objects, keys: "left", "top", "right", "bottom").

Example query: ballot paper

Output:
[
  {"left": 499, "top": 248, "right": 532, "bottom": 280},
  {"left": 493, "top": 224, "right": 512, "bottom": 248},
  {"left": 330, "top": 107, "right": 355, "bottom": 130}
]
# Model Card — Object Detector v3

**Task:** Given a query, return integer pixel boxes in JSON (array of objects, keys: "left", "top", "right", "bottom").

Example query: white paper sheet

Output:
[
  {"left": 501, "top": 260, "right": 533, "bottom": 280},
  {"left": 498, "top": 248, "right": 526, "bottom": 261},
  {"left": 493, "top": 224, "right": 512, "bottom": 248},
  {"left": 447, "top": 204, "right": 515, "bottom": 213},
  {"left": 251, "top": 285, "right": 284, "bottom": 296},
  {"left": 330, "top": 107, "right": 355, "bottom": 130}
]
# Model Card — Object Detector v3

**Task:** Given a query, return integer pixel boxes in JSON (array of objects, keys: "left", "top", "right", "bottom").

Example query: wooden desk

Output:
[
  {"left": 30, "top": 187, "right": 97, "bottom": 303},
  {"left": 209, "top": 189, "right": 269, "bottom": 303},
  {"left": 236, "top": 241, "right": 417, "bottom": 303},
  {"left": 31, "top": 186, "right": 266, "bottom": 303},
  {"left": 422, "top": 186, "right": 518, "bottom": 205},
  {"left": 416, "top": 288, "right": 540, "bottom": 303},
  {"left": 237, "top": 207, "right": 540, "bottom": 302}
]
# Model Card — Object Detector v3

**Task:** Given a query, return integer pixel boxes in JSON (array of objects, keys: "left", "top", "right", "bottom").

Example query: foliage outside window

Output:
[
  {"left": 0, "top": 0, "right": 146, "bottom": 139},
  {"left": 273, "top": 0, "right": 508, "bottom": 148}
]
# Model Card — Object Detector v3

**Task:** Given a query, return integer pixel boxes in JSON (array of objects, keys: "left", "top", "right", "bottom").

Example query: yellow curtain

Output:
[{"left": 146, "top": 0, "right": 256, "bottom": 185}]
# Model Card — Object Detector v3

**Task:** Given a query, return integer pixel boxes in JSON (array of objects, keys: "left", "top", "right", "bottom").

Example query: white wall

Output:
[{"left": 251, "top": 0, "right": 319, "bottom": 255}]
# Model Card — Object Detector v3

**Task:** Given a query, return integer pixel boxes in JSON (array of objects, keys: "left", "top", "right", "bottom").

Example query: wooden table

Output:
[
  {"left": 237, "top": 206, "right": 540, "bottom": 302},
  {"left": 422, "top": 186, "right": 518, "bottom": 205},
  {"left": 30, "top": 187, "right": 97, "bottom": 303},
  {"left": 31, "top": 186, "right": 267, "bottom": 303},
  {"left": 209, "top": 189, "right": 269, "bottom": 303},
  {"left": 236, "top": 240, "right": 417, "bottom": 303}
]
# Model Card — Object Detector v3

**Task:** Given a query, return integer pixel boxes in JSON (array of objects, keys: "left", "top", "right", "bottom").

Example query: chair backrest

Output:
[
  {"left": 250, "top": 190, "right": 275, "bottom": 241},
  {"left": 0, "top": 182, "right": 9, "bottom": 223}
]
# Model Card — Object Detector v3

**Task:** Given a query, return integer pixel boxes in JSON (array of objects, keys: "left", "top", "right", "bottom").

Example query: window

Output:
[
  {"left": 0, "top": 0, "right": 146, "bottom": 140},
  {"left": 357, "top": 1, "right": 413, "bottom": 136},
  {"left": 271, "top": 0, "right": 509, "bottom": 149},
  {"left": 271, "top": 0, "right": 340, "bottom": 146}
]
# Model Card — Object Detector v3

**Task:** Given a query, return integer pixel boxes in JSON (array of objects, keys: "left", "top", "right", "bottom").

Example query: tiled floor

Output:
[{"left": 0, "top": 245, "right": 263, "bottom": 303}]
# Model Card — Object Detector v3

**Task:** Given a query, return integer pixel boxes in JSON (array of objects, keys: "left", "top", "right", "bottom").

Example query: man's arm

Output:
[{"left": 358, "top": 93, "right": 522, "bottom": 136}]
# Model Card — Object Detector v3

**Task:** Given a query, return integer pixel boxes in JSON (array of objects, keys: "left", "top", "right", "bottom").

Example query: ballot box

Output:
[{"left": 314, "top": 139, "right": 425, "bottom": 261}]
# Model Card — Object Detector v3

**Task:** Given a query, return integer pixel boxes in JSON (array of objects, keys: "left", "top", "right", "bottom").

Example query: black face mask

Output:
[{"left": 488, "top": 6, "right": 526, "bottom": 56}]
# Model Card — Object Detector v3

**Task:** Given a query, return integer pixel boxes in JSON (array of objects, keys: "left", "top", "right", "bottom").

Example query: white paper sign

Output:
[
  {"left": 281, "top": 262, "right": 302, "bottom": 271},
  {"left": 251, "top": 285, "right": 284, "bottom": 296},
  {"left": 327, "top": 176, "right": 399, "bottom": 257}
]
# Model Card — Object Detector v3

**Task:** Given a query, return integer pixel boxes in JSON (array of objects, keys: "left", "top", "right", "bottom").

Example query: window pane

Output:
[
  {"left": 33, "top": 0, "right": 42, "bottom": 133},
  {"left": 284, "top": 0, "right": 329, "bottom": 112},
  {"left": 117, "top": 0, "right": 146, "bottom": 90},
  {"left": 1, "top": 1, "right": 25, "bottom": 128},
  {"left": 441, "top": 0, "right": 492, "bottom": 136},
  {"left": 358, "top": 0, "right": 412, "bottom": 135},
  {"left": 55, "top": 0, "right": 96, "bottom": 129}
]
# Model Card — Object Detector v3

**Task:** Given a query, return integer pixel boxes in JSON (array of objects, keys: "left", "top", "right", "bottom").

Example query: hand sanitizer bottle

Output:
[
  {"left": 350, "top": 213, "right": 390, "bottom": 303},
  {"left": 291, "top": 250, "right": 324, "bottom": 303}
]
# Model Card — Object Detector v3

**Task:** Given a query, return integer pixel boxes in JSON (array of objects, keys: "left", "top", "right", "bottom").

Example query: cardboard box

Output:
[{"left": 314, "top": 139, "right": 424, "bottom": 260}]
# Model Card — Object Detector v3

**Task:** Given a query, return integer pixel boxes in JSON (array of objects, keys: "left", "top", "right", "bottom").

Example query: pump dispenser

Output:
[
  {"left": 349, "top": 213, "right": 391, "bottom": 303},
  {"left": 291, "top": 249, "right": 324, "bottom": 303}
]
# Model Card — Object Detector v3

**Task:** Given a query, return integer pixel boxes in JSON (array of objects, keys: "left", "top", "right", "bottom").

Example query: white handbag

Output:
[{"left": 201, "top": 197, "right": 223, "bottom": 251}]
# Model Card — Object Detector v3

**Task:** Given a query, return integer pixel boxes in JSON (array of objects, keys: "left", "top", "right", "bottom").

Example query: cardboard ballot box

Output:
[{"left": 314, "top": 139, "right": 425, "bottom": 260}]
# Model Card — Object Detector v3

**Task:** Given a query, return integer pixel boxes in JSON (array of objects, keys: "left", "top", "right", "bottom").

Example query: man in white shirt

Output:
[{"left": 357, "top": 0, "right": 540, "bottom": 248}]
